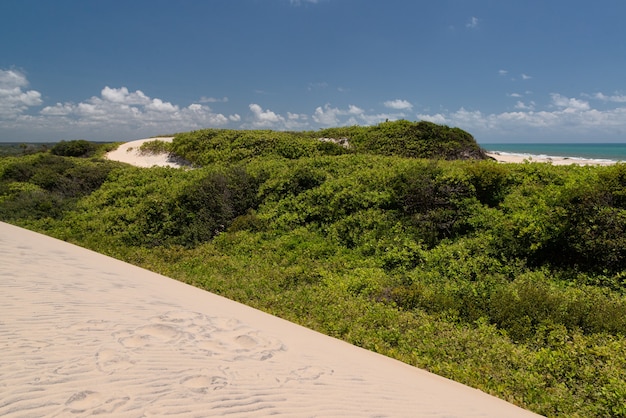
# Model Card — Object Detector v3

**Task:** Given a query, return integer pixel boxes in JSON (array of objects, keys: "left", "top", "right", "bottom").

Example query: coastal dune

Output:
[
  {"left": 0, "top": 221, "right": 541, "bottom": 417},
  {"left": 105, "top": 137, "right": 180, "bottom": 168}
]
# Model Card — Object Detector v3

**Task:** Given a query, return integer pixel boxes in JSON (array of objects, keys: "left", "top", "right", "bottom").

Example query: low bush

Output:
[{"left": 51, "top": 139, "right": 98, "bottom": 157}]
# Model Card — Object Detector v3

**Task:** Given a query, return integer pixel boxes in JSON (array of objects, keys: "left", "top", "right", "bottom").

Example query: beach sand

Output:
[
  {"left": 486, "top": 152, "right": 616, "bottom": 166},
  {"left": 105, "top": 137, "right": 184, "bottom": 168},
  {"left": 0, "top": 221, "right": 542, "bottom": 417}
]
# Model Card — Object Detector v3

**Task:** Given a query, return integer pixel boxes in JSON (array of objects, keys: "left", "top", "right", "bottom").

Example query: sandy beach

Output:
[
  {"left": 486, "top": 151, "right": 616, "bottom": 166},
  {"left": 0, "top": 221, "right": 542, "bottom": 417}
]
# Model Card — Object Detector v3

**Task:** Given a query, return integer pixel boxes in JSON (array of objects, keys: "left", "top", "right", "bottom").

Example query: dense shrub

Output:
[
  {"left": 125, "top": 166, "right": 264, "bottom": 247},
  {"left": 318, "top": 120, "right": 487, "bottom": 160},
  {"left": 51, "top": 140, "right": 98, "bottom": 157},
  {"left": 390, "top": 162, "right": 475, "bottom": 246},
  {"left": 0, "top": 154, "right": 121, "bottom": 220},
  {"left": 170, "top": 129, "right": 349, "bottom": 166}
]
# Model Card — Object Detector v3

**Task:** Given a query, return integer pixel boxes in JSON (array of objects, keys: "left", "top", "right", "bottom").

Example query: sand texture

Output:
[
  {"left": 0, "top": 224, "right": 543, "bottom": 417},
  {"left": 486, "top": 152, "right": 616, "bottom": 165},
  {"left": 105, "top": 137, "right": 186, "bottom": 168}
]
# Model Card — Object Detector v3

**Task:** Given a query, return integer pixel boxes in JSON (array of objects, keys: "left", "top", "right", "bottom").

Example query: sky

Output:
[{"left": 1, "top": 0, "right": 626, "bottom": 144}]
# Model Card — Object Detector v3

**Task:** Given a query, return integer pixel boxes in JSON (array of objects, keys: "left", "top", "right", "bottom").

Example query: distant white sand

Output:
[
  {"left": 487, "top": 151, "right": 615, "bottom": 165},
  {"left": 0, "top": 222, "right": 542, "bottom": 417},
  {"left": 105, "top": 137, "right": 186, "bottom": 168}
]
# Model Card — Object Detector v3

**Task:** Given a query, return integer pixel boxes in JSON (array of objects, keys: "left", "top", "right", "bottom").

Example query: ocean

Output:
[{"left": 480, "top": 143, "right": 626, "bottom": 163}]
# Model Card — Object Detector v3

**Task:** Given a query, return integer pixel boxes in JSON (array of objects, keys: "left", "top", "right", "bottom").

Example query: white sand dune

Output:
[
  {"left": 0, "top": 222, "right": 541, "bottom": 417},
  {"left": 105, "top": 137, "right": 186, "bottom": 168}
]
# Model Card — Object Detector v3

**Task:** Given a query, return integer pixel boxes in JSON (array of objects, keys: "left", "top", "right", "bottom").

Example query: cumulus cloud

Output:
[
  {"left": 248, "top": 103, "right": 285, "bottom": 128},
  {"left": 514, "top": 101, "right": 535, "bottom": 110},
  {"left": 586, "top": 92, "right": 626, "bottom": 103},
  {"left": 313, "top": 104, "right": 365, "bottom": 125},
  {"left": 0, "top": 69, "right": 43, "bottom": 118},
  {"left": 521, "top": 73, "right": 532, "bottom": 80},
  {"left": 0, "top": 72, "right": 233, "bottom": 140},
  {"left": 4, "top": 68, "right": 626, "bottom": 143},
  {"left": 417, "top": 93, "right": 626, "bottom": 141},
  {"left": 550, "top": 93, "right": 590, "bottom": 111},
  {"left": 384, "top": 99, "right": 413, "bottom": 110},
  {"left": 101, "top": 86, "right": 150, "bottom": 105},
  {"left": 312, "top": 103, "right": 404, "bottom": 127}
]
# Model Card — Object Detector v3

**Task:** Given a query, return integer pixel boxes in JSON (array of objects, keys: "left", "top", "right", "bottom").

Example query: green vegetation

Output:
[
  {"left": 139, "top": 139, "right": 173, "bottom": 155},
  {"left": 50, "top": 139, "right": 99, "bottom": 157},
  {"left": 1, "top": 121, "right": 625, "bottom": 417}
]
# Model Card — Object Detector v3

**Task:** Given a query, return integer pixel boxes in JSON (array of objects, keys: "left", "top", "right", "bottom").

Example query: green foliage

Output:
[
  {"left": 0, "top": 153, "right": 122, "bottom": 220},
  {"left": 0, "top": 143, "right": 51, "bottom": 157},
  {"left": 169, "top": 120, "right": 486, "bottom": 167},
  {"left": 318, "top": 120, "right": 487, "bottom": 160},
  {"left": 170, "top": 128, "right": 349, "bottom": 166},
  {"left": 390, "top": 162, "right": 476, "bottom": 246},
  {"left": 5, "top": 125, "right": 626, "bottom": 417},
  {"left": 139, "top": 139, "right": 172, "bottom": 155},
  {"left": 50, "top": 139, "right": 98, "bottom": 157}
]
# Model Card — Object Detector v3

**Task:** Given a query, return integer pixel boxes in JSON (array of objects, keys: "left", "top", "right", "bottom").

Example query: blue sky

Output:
[{"left": 1, "top": 0, "right": 626, "bottom": 143}]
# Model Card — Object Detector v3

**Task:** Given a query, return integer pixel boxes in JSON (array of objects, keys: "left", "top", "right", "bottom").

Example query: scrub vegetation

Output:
[{"left": 1, "top": 123, "right": 625, "bottom": 417}]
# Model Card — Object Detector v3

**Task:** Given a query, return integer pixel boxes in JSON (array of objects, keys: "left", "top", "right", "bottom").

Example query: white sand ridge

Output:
[{"left": 105, "top": 137, "right": 190, "bottom": 168}]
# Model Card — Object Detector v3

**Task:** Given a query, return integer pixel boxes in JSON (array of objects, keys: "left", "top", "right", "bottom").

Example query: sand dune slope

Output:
[
  {"left": 105, "top": 137, "right": 185, "bottom": 168},
  {"left": 0, "top": 222, "right": 542, "bottom": 417}
]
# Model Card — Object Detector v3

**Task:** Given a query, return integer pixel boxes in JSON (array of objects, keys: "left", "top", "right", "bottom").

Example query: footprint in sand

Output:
[
  {"left": 288, "top": 366, "right": 330, "bottom": 381},
  {"left": 180, "top": 374, "right": 228, "bottom": 393},
  {"left": 65, "top": 390, "right": 130, "bottom": 414},
  {"left": 116, "top": 323, "right": 183, "bottom": 348},
  {"left": 117, "top": 310, "right": 286, "bottom": 362},
  {"left": 96, "top": 349, "right": 135, "bottom": 373},
  {"left": 65, "top": 391, "right": 104, "bottom": 412}
]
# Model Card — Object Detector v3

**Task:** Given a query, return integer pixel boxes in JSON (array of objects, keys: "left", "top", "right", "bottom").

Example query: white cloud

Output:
[
  {"left": 248, "top": 103, "right": 285, "bottom": 128},
  {"left": 384, "top": 99, "right": 413, "bottom": 110},
  {"left": 348, "top": 104, "right": 364, "bottom": 115},
  {"left": 498, "top": 70, "right": 508, "bottom": 76},
  {"left": 199, "top": 96, "right": 228, "bottom": 103},
  {"left": 417, "top": 92, "right": 626, "bottom": 141},
  {"left": 313, "top": 104, "right": 342, "bottom": 126},
  {"left": 0, "top": 69, "right": 43, "bottom": 118},
  {"left": 312, "top": 103, "right": 405, "bottom": 127},
  {"left": 146, "top": 98, "right": 178, "bottom": 113},
  {"left": 289, "top": 0, "right": 319, "bottom": 5},
  {"left": 514, "top": 101, "right": 535, "bottom": 110},
  {"left": 101, "top": 86, "right": 150, "bottom": 105},
  {"left": 550, "top": 93, "right": 590, "bottom": 111},
  {"left": 466, "top": 17, "right": 479, "bottom": 29},
  {"left": 308, "top": 82, "right": 328, "bottom": 91},
  {"left": 521, "top": 73, "right": 532, "bottom": 80},
  {"left": 1, "top": 72, "right": 231, "bottom": 140},
  {"left": 312, "top": 104, "right": 367, "bottom": 125},
  {"left": 587, "top": 92, "right": 626, "bottom": 103},
  {"left": 5, "top": 68, "right": 626, "bottom": 143}
]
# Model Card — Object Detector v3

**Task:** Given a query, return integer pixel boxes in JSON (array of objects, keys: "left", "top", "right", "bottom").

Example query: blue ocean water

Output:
[{"left": 481, "top": 143, "right": 626, "bottom": 163}]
